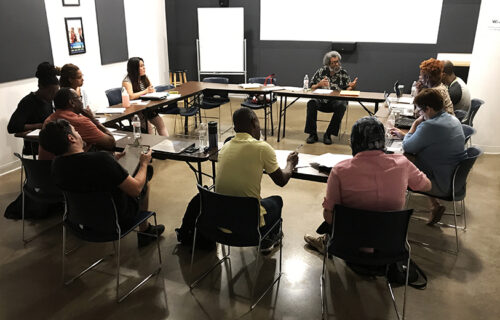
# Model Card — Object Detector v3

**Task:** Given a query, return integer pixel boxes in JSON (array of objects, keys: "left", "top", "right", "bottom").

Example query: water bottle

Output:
[
  {"left": 208, "top": 121, "right": 218, "bottom": 149},
  {"left": 132, "top": 114, "right": 141, "bottom": 139},
  {"left": 121, "top": 87, "right": 130, "bottom": 108},
  {"left": 303, "top": 74, "right": 309, "bottom": 90},
  {"left": 411, "top": 81, "right": 417, "bottom": 97}
]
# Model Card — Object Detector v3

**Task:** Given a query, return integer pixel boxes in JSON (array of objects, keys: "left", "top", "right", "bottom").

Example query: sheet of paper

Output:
[
  {"left": 397, "top": 96, "right": 414, "bottom": 104},
  {"left": 27, "top": 129, "right": 40, "bottom": 137},
  {"left": 130, "top": 99, "right": 149, "bottom": 105},
  {"left": 282, "top": 86, "right": 304, "bottom": 92},
  {"left": 107, "top": 128, "right": 117, "bottom": 132},
  {"left": 96, "top": 117, "right": 107, "bottom": 123},
  {"left": 391, "top": 103, "right": 414, "bottom": 116},
  {"left": 261, "top": 86, "right": 285, "bottom": 92},
  {"left": 96, "top": 107, "right": 125, "bottom": 114},
  {"left": 167, "top": 94, "right": 182, "bottom": 100},
  {"left": 142, "top": 92, "right": 167, "bottom": 99},
  {"left": 340, "top": 90, "right": 360, "bottom": 96},
  {"left": 310, "top": 153, "right": 352, "bottom": 168},
  {"left": 112, "top": 133, "right": 127, "bottom": 141},
  {"left": 313, "top": 89, "right": 333, "bottom": 94},
  {"left": 386, "top": 140, "right": 403, "bottom": 154}
]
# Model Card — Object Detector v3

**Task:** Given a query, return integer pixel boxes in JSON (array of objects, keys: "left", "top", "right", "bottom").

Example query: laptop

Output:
[
  {"left": 152, "top": 139, "right": 195, "bottom": 154},
  {"left": 140, "top": 92, "right": 168, "bottom": 100}
]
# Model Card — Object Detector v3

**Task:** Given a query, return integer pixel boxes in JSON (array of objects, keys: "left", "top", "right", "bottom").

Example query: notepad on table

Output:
[
  {"left": 313, "top": 89, "right": 333, "bottom": 94},
  {"left": 167, "top": 94, "right": 181, "bottom": 100},
  {"left": 239, "top": 83, "right": 261, "bottom": 89},
  {"left": 112, "top": 133, "right": 127, "bottom": 141},
  {"left": 310, "top": 153, "right": 352, "bottom": 168},
  {"left": 340, "top": 90, "right": 360, "bottom": 96},
  {"left": 27, "top": 129, "right": 40, "bottom": 137}
]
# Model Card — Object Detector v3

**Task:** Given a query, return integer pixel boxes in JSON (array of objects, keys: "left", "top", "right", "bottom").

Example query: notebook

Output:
[
  {"left": 117, "top": 144, "right": 149, "bottom": 175},
  {"left": 152, "top": 139, "right": 194, "bottom": 154},
  {"left": 141, "top": 92, "right": 168, "bottom": 100}
]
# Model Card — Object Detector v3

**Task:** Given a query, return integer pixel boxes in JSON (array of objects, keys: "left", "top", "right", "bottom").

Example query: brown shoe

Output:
[
  {"left": 304, "top": 234, "right": 327, "bottom": 254},
  {"left": 427, "top": 205, "right": 446, "bottom": 225}
]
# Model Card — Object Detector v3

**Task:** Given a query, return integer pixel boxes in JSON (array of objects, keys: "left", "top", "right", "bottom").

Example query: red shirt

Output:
[
  {"left": 38, "top": 110, "right": 107, "bottom": 160},
  {"left": 323, "top": 150, "right": 429, "bottom": 212}
]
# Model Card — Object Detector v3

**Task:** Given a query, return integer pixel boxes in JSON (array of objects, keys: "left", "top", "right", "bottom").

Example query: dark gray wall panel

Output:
[
  {"left": 0, "top": 0, "right": 53, "bottom": 83},
  {"left": 95, "top": 0, "right": 128, "bottom": 65},
  {"left": 165, "top": 0, "right": 481, "bottom": 92}
]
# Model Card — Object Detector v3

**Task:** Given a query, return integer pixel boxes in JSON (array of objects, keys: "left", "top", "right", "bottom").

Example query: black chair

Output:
[
  {"left": 454, "top": 109, "right": 467, "bottom": 122},
  {"left": 62, "top": 191, "right": 162, "bottom": 302},
  {"left": 200, "top": 77, "right": 232, "bottom": 129},
  {"left": 105, "top": 87, "right": 122, "bottom": 106},
  {"left": 463, "top": 98, "right": 484, "bottom": 126},
  {"left": 14, "top": 153, "right": 63, "bottom": 243},
  {"left": 241, "top": 77, "right": 277, "bottom": 140},
  {"left": 407, "top": 147, "right": 482, "bottom": 254},
  {"left": 322, "top": 205, "right": 414, "bottom": 320},
  {"left": 462, "top": 124, "right": 476, "bottom": 147},
  {"left": 190, "top": 185, "right": 282, "bottom": 310}
]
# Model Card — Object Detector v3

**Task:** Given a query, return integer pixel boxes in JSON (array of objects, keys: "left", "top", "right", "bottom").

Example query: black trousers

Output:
[
  {"left": 260, "top": 196, "right": 283, "bottom": 237},
  {"left": 304, "top": 99, "right": 347, "bottom": 136}
]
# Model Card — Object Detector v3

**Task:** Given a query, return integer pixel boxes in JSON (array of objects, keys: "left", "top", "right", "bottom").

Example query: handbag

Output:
[{"left": 387, "top": 259, "right": 427, "bottom": 289}]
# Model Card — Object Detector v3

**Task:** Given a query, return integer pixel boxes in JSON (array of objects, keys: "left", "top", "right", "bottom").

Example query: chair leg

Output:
[
  {"left": 320, "top": 234, "right": 329, "bottom": 320},
  {"left": 190, "top": 239, "right": 230, "bottom": 289},
  {"left": 270, "top": 104, "right": 274, "bottom": 136},
  {"left": 462, "top": 200, "right": 467, "bottom": 231}
]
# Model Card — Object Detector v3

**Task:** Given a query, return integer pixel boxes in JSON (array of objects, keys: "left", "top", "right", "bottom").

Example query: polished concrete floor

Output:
[{"left": 1, "top": 98, "right": 499, "bottom": 319}]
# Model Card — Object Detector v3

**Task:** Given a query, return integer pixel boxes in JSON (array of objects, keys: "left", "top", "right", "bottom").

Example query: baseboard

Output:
[
  {"left": 0, "top": 160, "right": 21, "bottom": 176},
  {"left": 473, "top": 143, "right": 500, "bottom": 154}
]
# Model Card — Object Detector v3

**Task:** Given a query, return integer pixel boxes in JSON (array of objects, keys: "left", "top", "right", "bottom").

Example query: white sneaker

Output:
[{"left": 304, "top": 234, "right": 327, "bottom": 254}]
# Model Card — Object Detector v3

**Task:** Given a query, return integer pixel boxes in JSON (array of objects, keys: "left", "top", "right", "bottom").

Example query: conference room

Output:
[{"left": 1, "top": 0, "right": 499, "bottom": 319}]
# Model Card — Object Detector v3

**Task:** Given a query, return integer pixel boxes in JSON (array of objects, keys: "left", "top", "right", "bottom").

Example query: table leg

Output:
[
  {"left": 283, "top": 96, "right": 287, "bottom": 139},
  {"left": 197, "top": 162, "right": 202, "bottom": 185},
  {"left": 374, "top": 102, "right": 379, "bottom": 114},
  {"left": 278, "top": 95, "right": 283, "bottom": 142}
]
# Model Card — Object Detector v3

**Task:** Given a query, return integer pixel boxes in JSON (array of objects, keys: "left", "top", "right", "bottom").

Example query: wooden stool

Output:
[{"left": 169, "top": 70, "right": 187, "bottom": 87}]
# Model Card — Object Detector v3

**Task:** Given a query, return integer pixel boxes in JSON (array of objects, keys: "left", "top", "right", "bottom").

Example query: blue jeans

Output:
[{"left": 260, "top": 196, "right": 283, "bottom": 237}]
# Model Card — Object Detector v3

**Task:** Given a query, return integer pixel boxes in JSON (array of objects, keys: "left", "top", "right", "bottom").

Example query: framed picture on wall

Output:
[
  {"left": 65, "top": 17, "right": 86, "bottom": 55},
  {"left": 62, "top": 0, "right": 80, "bottom": 6}
]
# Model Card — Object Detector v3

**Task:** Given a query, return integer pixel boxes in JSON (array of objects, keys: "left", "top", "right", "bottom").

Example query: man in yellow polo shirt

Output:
[{"left": 215, "top": 107, "right": 299, "bottom": 253}]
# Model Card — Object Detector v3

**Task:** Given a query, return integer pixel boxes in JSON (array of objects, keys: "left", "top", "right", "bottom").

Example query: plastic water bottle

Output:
[
  {"left": 121, "top": 87, "right": 130, "bottom": 108},
  {"left": 411, "top": 81, "right": 417, "bottom": 97},
  {"left": 132, "top": 114, "right": 141, "bottom": 139},
  {"left": 303, "top": 74, "right": 309, "bottom": 90}
]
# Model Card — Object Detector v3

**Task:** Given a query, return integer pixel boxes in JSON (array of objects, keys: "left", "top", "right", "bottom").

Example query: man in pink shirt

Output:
[
  {"left": 38, "top": 87, "right": 115, "bottom": 160},
  {"left": 304, "top": 117, "right": 431, "bottom": 254}
]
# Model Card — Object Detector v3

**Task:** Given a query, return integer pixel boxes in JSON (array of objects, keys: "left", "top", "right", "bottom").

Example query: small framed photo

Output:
[
  {"left": 62, "top": 0, "right": 80, "bottom": 6},
  {"left": 65, "top": 17, "right": 86, "bottom": 55}
]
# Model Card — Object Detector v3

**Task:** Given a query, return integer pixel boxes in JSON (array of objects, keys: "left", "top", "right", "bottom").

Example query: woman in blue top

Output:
[{"left": 391, "top": 88, "right": 467, "bottom": 224}]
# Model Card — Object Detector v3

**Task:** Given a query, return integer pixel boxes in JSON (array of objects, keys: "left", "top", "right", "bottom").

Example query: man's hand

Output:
[
  {"left": 80, "top": 107, "right": 94, "bottom": 119},
  {"left": 347, "top": 77, "right": 358, "bottom": 90},
  {"left": 287, "top": 151, "right": 299, "bottom": 168},
  {"left": 139, "top": 149, "right": 152, "bottom": 166},
  {"left": 318, "top": 77, "right": 330, "bottom": 89},
  {"left": 389, "top": 128, "right": 405, "bottom": 139},
  {"left": 114, "top": 151, "right": 126, "bottom": 160}
]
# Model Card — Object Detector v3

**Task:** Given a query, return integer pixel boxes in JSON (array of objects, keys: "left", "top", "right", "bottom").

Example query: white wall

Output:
[
  {"left": 467, "top": 0, "right": 500, "bottom": 154},
  {"left": 0, "top": 0, "right": 169, "bottom": 175}
]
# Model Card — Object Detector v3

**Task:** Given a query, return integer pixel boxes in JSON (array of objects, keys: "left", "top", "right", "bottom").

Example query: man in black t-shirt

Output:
[{"left": 39, "top": 119, "right": 164, "bottom": 247}]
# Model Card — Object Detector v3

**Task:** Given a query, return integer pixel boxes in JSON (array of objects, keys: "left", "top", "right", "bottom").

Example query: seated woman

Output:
[
  {"left": 122, "top": 57, "right": 168, "bottom": 136},
  {"left": 7, "top": 62, "right": 59, "bottom": 155},
  {"left": 59, "top": 63, "right": 93, "bottom": 112},
  {"left": 391, "top": 88, "right": 467, "bottom": 224},
  {"left": 416, "top": 58, "right": 454, "bottom": 115},
  {"left": 304, "top": 116, "right": 431, "bottom": 254}
]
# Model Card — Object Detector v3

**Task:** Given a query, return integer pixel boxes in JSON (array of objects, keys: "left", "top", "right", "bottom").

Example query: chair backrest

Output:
[
  {"left": 155, "top": 84, "right": 175, "bottom": 92},
  {"left": 202, "top": 77, "right": 230, "bottom": 99},
  {"left": 329, "top": 205, "right": 413, "bottom": 265},
  {"left": 461, "top": 124, "right": 476, "bottom": 144},
  {"left": 466, "top": 98, "right": 484, "bottom": 126},
  {"left": 14, "top": 153, "right": 61, "bottom": 196},
  {"left": 105, "top": 87, "right": 122, "bottom": 106},
  {"left": 63, "top": 190, "right": 121, "bottom": 241},
  {"left": 196, "top": 185, "right": 261, "bottom": 247},
  {"left": 452, "top": 146, "right": 482, "bottom": 200},
  {"left": 249, "top": 77, "right": 277, "bottom": 85},
  {"left": 202, "top": 77, "right": 229, "bottom": 84}
]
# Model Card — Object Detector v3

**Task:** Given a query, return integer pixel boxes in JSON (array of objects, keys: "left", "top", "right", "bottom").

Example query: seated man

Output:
[
  {"left": 305, "top": 51, "right": 358, "bottom": 145},
  {"left": 39, "top": 87, "right": 115, "bottom": 160},
  {"left": 215, "top": 107, "right": 299, "bottom": 253},
  {"left": 442, "top": 60, "right": 471, "bottom": 119},
  {"left": 39, "top": 119, "right": 164, "bottom": 247},
  {"left": 305, "top": 117, "right": 431, "bottom": 254},
  {"left": 390, "top": 88, "right": 467, "bottom": 224}
]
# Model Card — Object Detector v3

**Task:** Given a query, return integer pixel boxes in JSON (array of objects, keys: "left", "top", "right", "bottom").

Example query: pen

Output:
[{"left": 295, "top": 144, "right": 303, "bottom": 153}]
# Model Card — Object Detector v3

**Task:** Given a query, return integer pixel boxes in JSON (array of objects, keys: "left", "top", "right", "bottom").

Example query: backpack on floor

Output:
[{"left": 175, "top": 194, "right": 216, "bottom": 250}]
